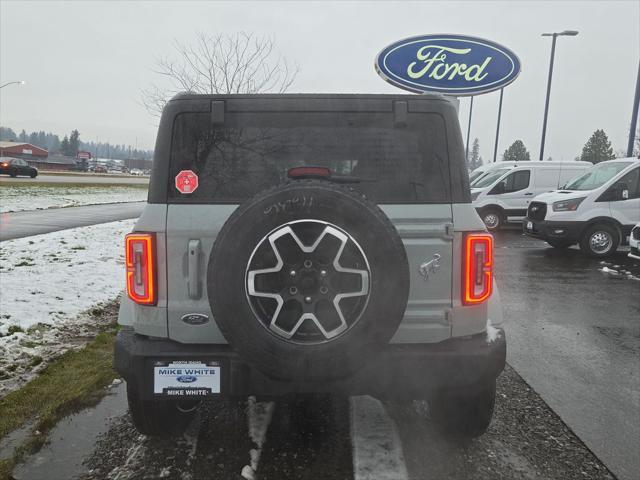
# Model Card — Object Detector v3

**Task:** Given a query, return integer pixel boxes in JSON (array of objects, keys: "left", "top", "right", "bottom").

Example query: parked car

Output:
[
  {"left": 94, "top": 165, "right": 108, "bottom": 173},
  {"left": 129, "top": 168, "right": 143, "bottom": 176},
  {"left": 0, "top": 157, "right": 38, "bottom": 178},
  {"left": 524, "top": 158, "right": 640, "bottom": 257},
  {"left": 629, "top": 223, "right": 640, "bottom": 260},
  {"left": 472, "top": 161, "right": 593, "bottom": 230},
  {"left": 115, "top": 93, "right": 506, "bottom": 439}
]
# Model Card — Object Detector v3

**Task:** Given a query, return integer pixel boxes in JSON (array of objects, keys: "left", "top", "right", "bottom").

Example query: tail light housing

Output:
[
  {"left": 463, "top": 233, "right": 493, "bottom": 305},
  {"left": 125, "top": 233, "right": 157, "bottom": 305}
]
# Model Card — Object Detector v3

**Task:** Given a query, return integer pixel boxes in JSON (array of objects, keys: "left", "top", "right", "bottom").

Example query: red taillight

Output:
[
  {"left": 287, "top": 166, "right": 332, "bottom": 179},
  {"left": 125, "top": 233, "right": 156, "bottom": 305},
  {"left": 463, "top": 233, "right": 493, "bottom": 305}
]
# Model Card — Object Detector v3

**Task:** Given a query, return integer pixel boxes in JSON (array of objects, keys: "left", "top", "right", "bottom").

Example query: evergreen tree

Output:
[
  {"left": 60, "top": 136, "right": 71, "bottom": 156},
  {"left": 469, "top": 138, "right": 482, "bottom": 170},
  {"left": 19, "top": 129, "right": 27, "bottom": 142},
  {"left": 0, "top": 127, "right": 17, "bottom": 141},
  {"left": 502, "top": 140, "right": 531, "bottom": 161},
  {"left": 69, "top": 129, "right": 80, "bottom": 156},
  {"left": 37, "top": 131, "right": 46, "bottom": 149},
  {"left": 580, "top": 129, "right": 615, "bottom": 164}
]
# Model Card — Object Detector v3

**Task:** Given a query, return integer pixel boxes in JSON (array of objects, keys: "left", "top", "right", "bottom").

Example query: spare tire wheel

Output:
[{"left": 207, "top": 180, "right": 410, "bottom": 382}]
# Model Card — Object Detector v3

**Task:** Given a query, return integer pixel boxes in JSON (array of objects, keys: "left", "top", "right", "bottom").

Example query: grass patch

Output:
[
  {"left": 14, "top": 261, "right": 35, "bottom": 267},
  {"left": 0, "top": 327, "right": 118, "bottom": 479},
  {"left": 7, "top": 326, "right": 24, "bottom": 335}
]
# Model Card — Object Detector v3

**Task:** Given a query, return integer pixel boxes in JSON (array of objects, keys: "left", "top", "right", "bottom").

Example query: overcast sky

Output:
[{"left": 1, "top": 0, "right": 638, "bottom": 161}]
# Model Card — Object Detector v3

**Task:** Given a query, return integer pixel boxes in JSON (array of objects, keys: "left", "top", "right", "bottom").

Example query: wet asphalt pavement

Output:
[
  {"left": 7, "top": 228, "right": 640, "bottom": 480},
  {"left": 0, "top": 202, "right": 145, "bottom": 241},
  {"left": 494, "top": 229, "right": 640, "bottom": 480}
]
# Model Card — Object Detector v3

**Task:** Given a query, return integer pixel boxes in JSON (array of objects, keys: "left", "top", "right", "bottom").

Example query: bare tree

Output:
[{"left": 141, "top": 32, "right": 298, "bottom": 117}]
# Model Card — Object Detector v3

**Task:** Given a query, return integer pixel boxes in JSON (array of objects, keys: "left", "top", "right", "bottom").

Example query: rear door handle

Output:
[
  {"left": 524, "top": 192, "right": 534, "bottom": 196},
  {"left": 188, "top": 239, "right": 201, "bottom": 299}
]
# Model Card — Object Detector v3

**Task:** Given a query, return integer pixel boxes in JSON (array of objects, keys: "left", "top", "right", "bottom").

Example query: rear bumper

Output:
[
  {"left": 114, "top": 328, "right": 506, "bottom": 400},
  {"left": 523, "top": 218, "right": 585, "bottom": 244}
]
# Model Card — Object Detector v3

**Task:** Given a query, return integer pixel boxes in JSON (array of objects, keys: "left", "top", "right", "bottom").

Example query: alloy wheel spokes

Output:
[{"left": 246, "top": 221, "right": 370, "bottom": 343}]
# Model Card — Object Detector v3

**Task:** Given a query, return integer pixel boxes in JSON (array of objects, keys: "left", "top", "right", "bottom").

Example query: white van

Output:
[
  {"left": 524, "top": 158, "right": 640, "bottom": 257},
  {"left": 472, "top": 161, "right": 593, "bottom": 229}
]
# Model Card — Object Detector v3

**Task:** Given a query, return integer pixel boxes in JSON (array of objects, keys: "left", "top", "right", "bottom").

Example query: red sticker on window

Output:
[{"left": 175, "top": 170, "right": 199, "bottom": 194}]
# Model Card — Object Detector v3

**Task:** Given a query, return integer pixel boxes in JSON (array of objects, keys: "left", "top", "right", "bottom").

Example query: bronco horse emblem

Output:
[{"left": 419, "top": 254, "right": 441, "bottom": 281}]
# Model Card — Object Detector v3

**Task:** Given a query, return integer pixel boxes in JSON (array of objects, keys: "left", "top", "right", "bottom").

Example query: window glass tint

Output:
[
  {"left": 469, "top": 169, "right": 486, "bottom": 183},
  {"left": 470, "top": 168, "right": 511, "bottom": 188},
  {"left": 169, "top": 112, "right": 450, "bottom": 204},
  {"left": 502, "top": 170, "right": 530, "bottom": 193},
  {"left": 617, "top": 167, "right": 640, "bottom": 199},
  {"left": 564, "top": 162, "right": 632, "bottom": 191}
]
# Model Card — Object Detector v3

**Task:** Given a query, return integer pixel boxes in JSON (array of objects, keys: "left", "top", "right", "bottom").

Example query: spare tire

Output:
[{"left": 208, "top": 180, "right": 409, "bottom": 382}]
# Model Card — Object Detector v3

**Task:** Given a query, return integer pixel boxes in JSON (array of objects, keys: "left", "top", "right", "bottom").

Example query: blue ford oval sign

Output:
[
  {"left": 177, "top": 375, "right": 197, "bottom": 383},
  {"left": 375, "top": 34, "right": 521, "bottom": 95}
]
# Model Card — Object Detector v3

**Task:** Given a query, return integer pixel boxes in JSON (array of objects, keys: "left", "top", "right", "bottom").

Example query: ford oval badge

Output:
[
  {"left": 181, "top": 313, "right": 209, "bottom": 325},
  {"left": 176, "top": 375, "right": 197, "bottom": 383},
  {"left": 375, "top": 34, "right": 521, "bottom": 96}
]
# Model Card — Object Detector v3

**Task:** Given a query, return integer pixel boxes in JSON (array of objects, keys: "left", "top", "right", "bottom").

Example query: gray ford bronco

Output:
[{"left": 115, "top": 93, "right": 506, "bottom": 438}]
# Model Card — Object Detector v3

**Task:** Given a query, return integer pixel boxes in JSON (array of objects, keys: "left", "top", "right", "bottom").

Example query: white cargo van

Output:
[
  {"left": 472, "top": 161, "right": 593, "bottom": 229},
  {"left": 524, "top": 158, "right": 640, "bottom": 257}
]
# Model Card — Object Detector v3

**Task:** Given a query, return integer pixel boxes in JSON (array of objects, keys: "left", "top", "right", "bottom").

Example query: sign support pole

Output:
[
  {"left": 493, "top": 89, "right": 504, "bottom": 163},
  {"left": 465, "top": 96, "right": 474, "bottom": 163}
]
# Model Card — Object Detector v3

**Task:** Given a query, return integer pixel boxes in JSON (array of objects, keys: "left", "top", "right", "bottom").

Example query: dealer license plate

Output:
[
  {"left": 526, "top": 221, "right": 533, "bottom": 231},
  {"left": 153, "top": 361, "right": 220, "bottom": 396}
]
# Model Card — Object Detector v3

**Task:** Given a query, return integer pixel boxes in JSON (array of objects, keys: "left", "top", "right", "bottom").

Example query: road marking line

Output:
[
  {"left": 350, "top": 395, "right": 409, "bottom": 480},
  {"left": 241, "top": 395, "right": 275, "bottom": 480}
]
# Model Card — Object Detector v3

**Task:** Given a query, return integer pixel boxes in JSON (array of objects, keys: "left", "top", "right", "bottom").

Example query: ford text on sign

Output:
[{"left": 375, "top": 34, "right": 521, "bottom": 95}]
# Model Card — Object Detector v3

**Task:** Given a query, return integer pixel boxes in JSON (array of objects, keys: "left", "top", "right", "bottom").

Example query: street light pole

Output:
[
  {"left": 493, "top": 88, "right": 504, "bottom": 162},
  {"left": 539, "top": 30, "right": 578, "bottom": 161},
  {"left": 0, "top": 80, "right": 26, "bottom": 89},
  {"left": 465, "top": 96, "right": 474, "bottom": 163},
  {"left": 627, "top": 60, "right": 640, "bottom": 157}
]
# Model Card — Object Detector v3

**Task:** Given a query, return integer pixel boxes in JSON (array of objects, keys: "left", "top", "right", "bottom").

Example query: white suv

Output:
[
  {"left": 114, "top": 93, "right": 506, "bottom": 438},
  {"left": 524, "top": 158, "right": 640, "bottom": 257}
]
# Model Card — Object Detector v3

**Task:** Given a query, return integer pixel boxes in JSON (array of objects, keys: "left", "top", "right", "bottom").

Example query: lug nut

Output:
[
  {"left": 304, "top": 260, "right": 312, "bottom": 268},
  {"left": 304, "top": 296, "right": 312, "bottom": 303},
  {"left": 289, "top": 270, "right": 297, "bottom": 277},
  {"left": 320, "top": 270, "right": 327, "bottom": 277},
  {"left": 320, "top": 286, "right": 328, "bottom": 294},
  {"left": 289, "top": 286, "right": 298, "bottom": 295}
]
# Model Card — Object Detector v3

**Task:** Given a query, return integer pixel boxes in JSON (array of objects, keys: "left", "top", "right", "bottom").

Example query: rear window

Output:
[{"left": 168, "top": 111, "right": 451, "bottom": 204}]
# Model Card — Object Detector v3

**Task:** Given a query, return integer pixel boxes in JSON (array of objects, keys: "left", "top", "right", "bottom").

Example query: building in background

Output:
[{"left": 0, "top": 141, "right": 48, "bottom": 161}]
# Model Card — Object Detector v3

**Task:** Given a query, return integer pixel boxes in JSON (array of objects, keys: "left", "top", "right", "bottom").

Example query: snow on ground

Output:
[
  {"left": 0, "top": 220, "right": 135, "bottom": 394},
  {"left": 242, "top": 395, "right": 276, "bottom": 480},
  {"left": 0, "top": 184, "right": 147, "bottom": 213},
  {"left": 599, "top": 261, "right": 640, "bottom": 281}
]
